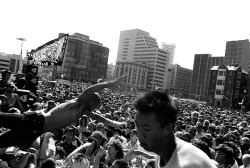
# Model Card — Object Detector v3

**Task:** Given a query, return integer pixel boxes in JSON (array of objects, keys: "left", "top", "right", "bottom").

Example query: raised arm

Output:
[
  {"left": 77, "top": 76, "right": 125, "bottom": 103},
  {"left": 86, "top": 111, "right": 126, "bottom": 128},
  {"left": 64, "top": 142, "right": 93, "bottom": 164}
]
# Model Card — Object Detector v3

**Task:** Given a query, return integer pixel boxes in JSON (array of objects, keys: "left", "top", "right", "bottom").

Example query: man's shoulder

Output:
[{"left": 176, "top": 139, "right": 216, "bottom": 168}]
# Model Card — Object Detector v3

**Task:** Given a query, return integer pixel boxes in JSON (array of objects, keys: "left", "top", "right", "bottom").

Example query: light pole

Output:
[{"left": 16, "top": 37, "right": 26, "bottom": 57}]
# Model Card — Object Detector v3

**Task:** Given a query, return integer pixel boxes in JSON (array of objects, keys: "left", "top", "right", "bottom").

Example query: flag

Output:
[{"left": 27, "top": 34, "right": 68, "bottom": 66}]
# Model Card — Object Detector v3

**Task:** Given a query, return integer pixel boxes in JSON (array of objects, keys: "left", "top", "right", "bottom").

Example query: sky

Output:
[{"left": 0, "top": 0, "right": 250, "bottom": 69}]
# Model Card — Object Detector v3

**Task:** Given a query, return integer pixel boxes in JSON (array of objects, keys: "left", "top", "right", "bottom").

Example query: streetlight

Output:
[{"left": 16, "top": 37, "right": 26, "bottom": 57}]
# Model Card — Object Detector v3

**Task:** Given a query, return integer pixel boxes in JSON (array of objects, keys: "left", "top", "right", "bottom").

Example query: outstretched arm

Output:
[
  {"left": 77, "top": 76, "right": 125, "bottom": 103},
  {"left": 86, "top": 111, "right": 126, "bottom": 128},
  {"left": 64, "top": 142, "right": 93, "bottom": 164}
]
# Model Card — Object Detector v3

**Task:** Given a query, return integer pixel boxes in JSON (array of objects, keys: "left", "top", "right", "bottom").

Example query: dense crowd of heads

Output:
[{"left": 0, "top": 77, "right": 250, "bottom": 168}]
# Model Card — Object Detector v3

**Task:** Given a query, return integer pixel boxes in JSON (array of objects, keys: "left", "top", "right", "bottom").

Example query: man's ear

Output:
[{"left": 163, "top": 123, "right": 174, "bottom": 135}]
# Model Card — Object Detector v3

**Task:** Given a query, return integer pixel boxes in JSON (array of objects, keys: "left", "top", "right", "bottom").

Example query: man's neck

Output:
[{"left": 158, "top": 134, "right": 176, "bottom": 166}]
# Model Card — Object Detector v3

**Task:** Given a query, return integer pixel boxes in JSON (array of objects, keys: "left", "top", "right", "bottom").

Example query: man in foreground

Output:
[
  {"left": 134, "top": 91, "right": 216, "bottom": 168},
  {"left": 0, "top": 76, "right": 125, "bottom": 148}
]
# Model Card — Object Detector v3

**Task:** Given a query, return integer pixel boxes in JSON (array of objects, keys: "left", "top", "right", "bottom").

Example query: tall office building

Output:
[
  {"left": 116, "top": 29, "right": 169, "bottom": 90},
  {"left": 189, "top": 54, "right": 224, "bottom": 101},
  {"left": 161, "top": 43, "right": 175, "bottom": 65},
  {"left": 223, "top": 39, "right": 250, "bottom": 72}
]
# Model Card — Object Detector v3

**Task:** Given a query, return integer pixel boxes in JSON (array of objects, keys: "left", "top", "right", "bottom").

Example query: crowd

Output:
[{"left": 0, "top": 69, "right": 250, "bottom": 168}]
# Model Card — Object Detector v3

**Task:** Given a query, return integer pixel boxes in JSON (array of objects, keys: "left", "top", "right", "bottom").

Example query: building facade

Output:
[
  {"left": 167, "top": 64, "right": 192, "bottom": 98},
  {"left": 223, "top": 40, "right": 250, "bottom": 72},
  {"left": 208, "top": 64, "right": 248, "bottom": 109},
  {"left": 116, "top": 29, "right": 170, "bottom": 90},
  {"left": 166, "top": 64, "right": 175, "bottom": 91},
  {"left": 0, "top": 52, "right": 22, "bottom": 74},
  {"left": 115, "top": 61, "right": 149, "bottom": 91},
  {"left": 161, "top": 43, "right": 175, "bottom": 65},
  {"left": 106, "top": 63, "right": 116, "bottom": 80},
  {"left": 39, "top": 33, "right": 109, "bottom": 83},
  {"left": 189, "top": 54, "right": 224, "bottom": 101}
]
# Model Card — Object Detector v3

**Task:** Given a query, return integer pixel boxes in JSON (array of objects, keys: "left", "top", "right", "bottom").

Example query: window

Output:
[
  {"left": 217, "top": 80, "right": 225, "bottom": 85},
  {"left": 237, "top": 71, "right": 241, "bottom": 78},
  {"left": 213, "top": 71, "right": 217, "bottom": 76},
  {"left": 234, "top": 90, "right": 239, "bottom": 98},
  {"left": 236, "top": 81, "right": 241, "bottom": 88},
  {"left": 216, "top": 89, "right": 223, "bottom": 95},
  {"left": 218, "top": 71, "right": 225, "bottom": 76},
  {"left": 229, "top": 71, "right": 233, "bottom": 76}
]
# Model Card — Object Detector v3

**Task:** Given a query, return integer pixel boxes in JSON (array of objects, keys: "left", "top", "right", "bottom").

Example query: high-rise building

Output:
[
  {"left": 116, "top": 29, "right": 170, "bottom": 90},
  {"left": 161, "top": 43, "right": 175, "bottom": 65},
  {"left": 223, "top": 40, "right": 250, "bottom": 72},
  {"left": 39, "top": 33, "right": 109, "bottom": 83},
  {"left": 189, "top": 54, "right": 224, "bottom": 101},
  {"left": 208, "top": 64, "right": 248, "bottom": 109},
  {"left": 167, "top": 64, "right": 192, "bottom": 98}
]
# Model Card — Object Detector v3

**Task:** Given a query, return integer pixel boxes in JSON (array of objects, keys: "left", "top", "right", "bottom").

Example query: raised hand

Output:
[
  {"left": 108, "top": 75, "right": 126, "bottom": 90},
  {"left": 77, "top": 75, "right": 126, "bottom": 104}
]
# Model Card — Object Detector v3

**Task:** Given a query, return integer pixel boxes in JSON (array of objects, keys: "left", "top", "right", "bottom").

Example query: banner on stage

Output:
[{"left": 27, "top": 34, "right": 68, "bottom": 66}]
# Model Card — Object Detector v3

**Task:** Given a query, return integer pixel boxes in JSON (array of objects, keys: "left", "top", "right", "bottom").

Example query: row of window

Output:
[
  {"left": 215, "top": 89, "right": 240, "bottom": 98},
  {"left": 133, "top": 57, "right": 155, "bottom": 60},
  {"left": 156, "top": 64, "right": 165, "bottom": 69},
  {"left": 156, "top": 61, "right": 166, "bottom": 66},
  {"left": 212, "top": 70, "right": 242, "bottom": 77},
  {"left": 134, "top": 49, "right": 156, "bottom": 53},
  {"left": 225, "top": 52, "right": 242, "bottom": 56},
  {"left": 226, "top": 48, "right": 242, "bottom": 51}
]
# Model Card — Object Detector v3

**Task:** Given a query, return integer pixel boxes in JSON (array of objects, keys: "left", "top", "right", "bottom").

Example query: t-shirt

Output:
[{"left": 155, "top": 138, "right": 217, "bottom": 168}]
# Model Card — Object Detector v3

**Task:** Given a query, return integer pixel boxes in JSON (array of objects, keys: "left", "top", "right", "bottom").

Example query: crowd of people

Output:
[{"left": 0, "top": 69, "right": 250, "bottom": 168}]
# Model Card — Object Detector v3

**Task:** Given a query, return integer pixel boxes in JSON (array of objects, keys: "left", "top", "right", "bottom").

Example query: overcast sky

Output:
[{"left": 1, "top": 0, "right": 250, "bottom": 69}]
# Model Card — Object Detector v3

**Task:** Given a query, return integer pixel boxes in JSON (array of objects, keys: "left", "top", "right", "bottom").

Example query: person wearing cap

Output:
[{"left": 0, "top": 76, "right": 127, "bottom": 148}]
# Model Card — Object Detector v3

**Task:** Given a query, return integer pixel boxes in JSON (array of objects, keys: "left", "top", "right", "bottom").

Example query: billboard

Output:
[{"left": 27, "top": 34, "right": 68, "bottom": 66}]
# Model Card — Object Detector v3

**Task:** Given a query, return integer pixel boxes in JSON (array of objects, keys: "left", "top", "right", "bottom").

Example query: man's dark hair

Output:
[{"left": 134, "top": 91, "right": 178, "bottom": 128}]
